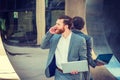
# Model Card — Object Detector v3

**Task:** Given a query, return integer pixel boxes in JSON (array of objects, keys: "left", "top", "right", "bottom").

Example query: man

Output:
[
  {"left": 41, "top": 15, "right": 87, "bottom": 80},
  {"left": 72, "top": 16, "right": 99, "bottom": 80}
]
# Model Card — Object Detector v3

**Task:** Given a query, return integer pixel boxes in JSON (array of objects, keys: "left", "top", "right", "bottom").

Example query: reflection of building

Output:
[
  {"left": 0, "top": 0, "right": 120, "bottom": 63},
  {"left": 0, "top": 0, "right": 86, "bottom": 45},
  {"left": 36, "top": 0, "right": 86, "bottom": 44},
  {"left": 0, "top": 0, "right": 37, "bottom": 45},
  {"left": 0, "top": 0, "right": 120, "bottom": 80}
]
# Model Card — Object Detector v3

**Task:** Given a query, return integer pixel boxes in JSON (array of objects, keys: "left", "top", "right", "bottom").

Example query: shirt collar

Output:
[{"left": 61, "top": 32, "right": 72, "bottom": 40}]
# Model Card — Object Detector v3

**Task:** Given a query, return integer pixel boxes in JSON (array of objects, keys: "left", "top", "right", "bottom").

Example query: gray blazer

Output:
[
  {"left": 41, "top": 31, "right": 87, "bottom": 78},
  {"left": 72, "top": 29, "right": 97, "bottom": 68}
]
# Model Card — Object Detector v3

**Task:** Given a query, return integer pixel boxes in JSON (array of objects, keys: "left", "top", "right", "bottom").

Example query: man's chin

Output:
[
  {"left": 56, "top": 31, "right": 64, "bottom": 34},
  {"left": 55, "top": 30, "right": 64, "bottom": 34},
  {"left": 56, "top": 32, "right": 62, "bottom": 34}
]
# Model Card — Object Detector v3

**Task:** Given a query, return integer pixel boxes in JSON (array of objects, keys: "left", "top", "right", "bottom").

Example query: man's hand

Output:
[
  {"left": 96, "top": 60, "right": 105, "bottom": 66},
  {"left": 49, "top": 26, "right": 57, "bottom": 34},
  {"left": 70, "top": 70, "right": 79, "bottom": 74}
]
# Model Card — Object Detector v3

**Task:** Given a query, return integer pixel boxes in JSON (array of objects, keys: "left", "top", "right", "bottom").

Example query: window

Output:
[
  {"left": 0, "top": 0, "right": 37, "bottom": 46},
  {"left": 45, "top": 0, "right": 65, "bottom": 32}
]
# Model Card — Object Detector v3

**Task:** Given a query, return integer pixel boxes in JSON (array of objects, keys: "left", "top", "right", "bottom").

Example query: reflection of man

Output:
[
  {"left": 72, "top": 16, "right": 104, "bottom": 80},
  {"left": 41, "top": 15, "right": 87, "bottom": 80}
]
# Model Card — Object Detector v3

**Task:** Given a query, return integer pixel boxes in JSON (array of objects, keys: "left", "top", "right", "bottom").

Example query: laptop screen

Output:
[{"left": 96, "top": 54, "right": 113, "bottom": 64}]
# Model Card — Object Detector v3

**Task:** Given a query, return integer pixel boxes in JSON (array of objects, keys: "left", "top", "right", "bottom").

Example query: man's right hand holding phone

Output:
[{"left": 49, "top": 26, "right": 57, "bottom": 34}]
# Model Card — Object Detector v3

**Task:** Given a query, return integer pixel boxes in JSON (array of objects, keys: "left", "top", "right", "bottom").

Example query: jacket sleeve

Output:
[
  {"left": 79, "top": 38, "right": 87, "bottom": 60},
  {"left": 40, "top": 31, "right": 53, "bottom": 49},
  {"left": 87, "top": 37, "right": 97, "bottom": 68}
]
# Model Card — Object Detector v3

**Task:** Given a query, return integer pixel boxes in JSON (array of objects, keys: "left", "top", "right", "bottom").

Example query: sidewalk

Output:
[{"left": 0, "top": 35, "right": 117, "bottom": 80}]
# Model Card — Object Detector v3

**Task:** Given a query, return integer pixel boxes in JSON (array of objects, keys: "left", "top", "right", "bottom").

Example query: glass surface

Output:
[
  {"left": 45, "top": 0, "right": 65, "bottom": 32},
  {"left": 0, "top": 0, "right": 37, "bottom": 46}
]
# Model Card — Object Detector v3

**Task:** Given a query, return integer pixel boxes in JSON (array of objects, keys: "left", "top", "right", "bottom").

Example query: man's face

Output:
[{"left": 54, "top": 19, "right": 65, "bottom": 34}]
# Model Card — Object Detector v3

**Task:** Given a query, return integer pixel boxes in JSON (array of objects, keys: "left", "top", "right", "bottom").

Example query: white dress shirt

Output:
[{"left": 55, "top": 32, "right": 72, "bottom": 69}]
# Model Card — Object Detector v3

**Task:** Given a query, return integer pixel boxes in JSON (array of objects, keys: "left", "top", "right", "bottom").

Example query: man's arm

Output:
[
  {"left": 87, "top": 37, "right": 97, "bottom": 68},
  {"left": 40, "top": 31, "right": 53, "bottom": 49},
  {"left": 41, "top": 26, "right": 57, "bottom": 49}
]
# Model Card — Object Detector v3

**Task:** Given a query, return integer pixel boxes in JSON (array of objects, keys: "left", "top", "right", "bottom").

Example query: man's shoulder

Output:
[
  {"left": 72, "top": 33, "right": 86, "bottom": 46},
  {"left": 72, "top": 32, "right": 85, "bottom": 41},
  {"left": 72, "top": 30, "right": 92, "bottom": 39},
  {"left": 83, "top": 33, "right": 92, "bottom": 39}
]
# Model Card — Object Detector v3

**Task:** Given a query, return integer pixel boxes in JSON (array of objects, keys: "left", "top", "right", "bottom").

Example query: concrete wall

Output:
[
  {"left": 65, "top": 0, "right": 87, "bottom": 34},
  {"left": 36, "top": 0, "right": 45, "bottom": 44}
]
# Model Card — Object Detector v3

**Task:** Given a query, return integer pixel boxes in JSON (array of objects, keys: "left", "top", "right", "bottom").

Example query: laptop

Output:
[
  {"left": 96, "top": 54, "right": 113, "bottom": 64},
  {"left": 61, "top": 60, "right": 88, "bottom": 73}
]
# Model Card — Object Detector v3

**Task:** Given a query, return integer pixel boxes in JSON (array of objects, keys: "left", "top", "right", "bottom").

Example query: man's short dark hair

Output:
[
  {"left": 72, "top": 16, "right": 85, "bottom": 30},
  {"left": 58, "top": 15, "right": 72, "bottom": 29}
]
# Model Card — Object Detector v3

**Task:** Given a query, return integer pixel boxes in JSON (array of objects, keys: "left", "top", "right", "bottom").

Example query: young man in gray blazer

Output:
[
  {"left": 41, "top": 15, "right": 87, "bottom": 80},
  {"left": 72, "top": 16, "right": 97, "bottom": 80}
]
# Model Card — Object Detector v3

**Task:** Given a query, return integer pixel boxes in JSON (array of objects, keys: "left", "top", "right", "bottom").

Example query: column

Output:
[
  {"left": 36, "top": 0, "right": 45, "bottom": 44},
  {"left": 65, "top": 0, "right": 87, "bottom": 33}
]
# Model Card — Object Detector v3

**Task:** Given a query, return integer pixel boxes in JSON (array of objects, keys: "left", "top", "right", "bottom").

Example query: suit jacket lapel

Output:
[
  {"left": 52, "top": 35, "right": 61, "bottom": 52},
  {"left": 68, "top": 33, "right": 74, "bottom": 56}
]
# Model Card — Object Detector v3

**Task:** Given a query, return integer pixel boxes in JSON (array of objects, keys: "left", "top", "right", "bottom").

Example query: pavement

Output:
[
  {"left": 0, "top": 44, "right": 116, "bottom": 80},
  {"left": 0, "top": 35, "right": 118, "bottom": 80}
]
